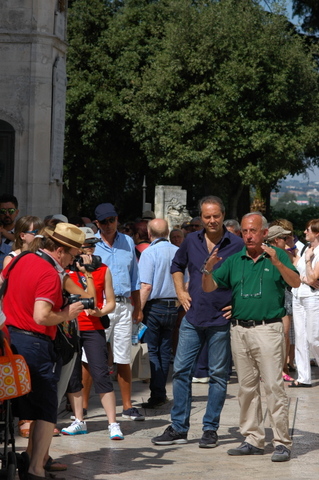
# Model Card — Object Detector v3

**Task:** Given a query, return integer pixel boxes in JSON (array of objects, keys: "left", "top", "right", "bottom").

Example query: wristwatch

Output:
[{"left": 200, "top": 266, "right": 212, "bottom": 275}]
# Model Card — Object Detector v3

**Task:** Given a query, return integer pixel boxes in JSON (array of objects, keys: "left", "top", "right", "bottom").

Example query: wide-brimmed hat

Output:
[
  {"left": 45, "top": 223, "right": 85, "bottom": 249},
  {"left": 79, "top": 227, "right": 100, "bottom": 244},
  {"left": 267, "top": 225, "right": 291, "bottom": 241}
]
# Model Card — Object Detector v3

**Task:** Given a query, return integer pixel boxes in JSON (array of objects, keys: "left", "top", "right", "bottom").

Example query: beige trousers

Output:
[{"left": 231, "top": 322, "right": 292, "bottom": 449}]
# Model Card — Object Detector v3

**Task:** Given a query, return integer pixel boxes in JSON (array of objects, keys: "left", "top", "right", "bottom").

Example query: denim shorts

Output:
[
  {"left": 67, "top": 330, "right": 113, "bottom": 394},
  {"left": 9, "top": 328, "right": 59, "bottom": 424}
]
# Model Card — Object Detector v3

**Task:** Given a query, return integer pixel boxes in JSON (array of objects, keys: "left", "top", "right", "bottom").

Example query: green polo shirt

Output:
[{"left": 212, "top": 246, "right": 298, "bottom": 321}]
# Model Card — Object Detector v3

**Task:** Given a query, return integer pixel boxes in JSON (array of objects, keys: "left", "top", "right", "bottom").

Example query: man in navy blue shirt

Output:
[{"left": 152, "top": 196, "right": 243, "bottom": 448}]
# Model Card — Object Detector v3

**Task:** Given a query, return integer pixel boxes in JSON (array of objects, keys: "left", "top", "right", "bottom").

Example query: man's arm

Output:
[
  {"left": 172, "top": 271, "right": 192, "bottom": 311},
  {"left": 131, "top": 289, "right": 143, "bottom": 323},
  {"left": 0, "top": 227, "right": 14, "bottom": 243},
  {"left": 33, "top": 300, "right": 84, "bottom": 326},
  {"left": 140, "top": 282, "right": 152, "bottom": 310},
  {"left": 261, "top": 244, "right": 300, "bottom": 288},
  {"left": 201, "top": 249, "right": 222, "bottom": 292}
]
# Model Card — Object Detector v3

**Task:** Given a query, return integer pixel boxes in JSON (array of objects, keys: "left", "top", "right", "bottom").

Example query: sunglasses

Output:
[
  {"left": 278, "top": 236, "right": 287, "bottom": 241},
  {"left": 99, "top": 217, "right": 116, "bottom": 225},
  {"left": 25, "top": 229, "right": 38, "bottom": 235},
  {"left": 82, "top": 244, "right": 96, "bottom": 249},
  {"left": 0, "top": 208, "right": 16, "bottom": 215}
]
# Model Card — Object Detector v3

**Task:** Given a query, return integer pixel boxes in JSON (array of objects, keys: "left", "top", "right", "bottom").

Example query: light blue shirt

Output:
[
  {"left": 94, "top": 231, "right": 140, "bottom": 297},
  {"left": 139, "top": 239, "right": 179, "bottom": 299},
  {"left": 0, "top": 242, "right": 12, "bottom": 270}
]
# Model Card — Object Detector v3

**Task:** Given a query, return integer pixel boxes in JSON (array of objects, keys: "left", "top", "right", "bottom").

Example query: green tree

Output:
[
  {"left": 130, "top": 0, "right": 319, "bottom": 217},
  {"left": 64, "top": 0, "right": 319, "bottom": 219},
  {"left": 292, "top": 0, "right": 319, "bottom": 33}
]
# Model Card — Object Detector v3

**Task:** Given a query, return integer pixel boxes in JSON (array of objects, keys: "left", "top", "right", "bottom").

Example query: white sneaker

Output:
[
  {"left": 61, "top": 419, "right": 88, "bottom": 435},
  {"left": 192, "top": 377, "right": 210, "bottom": 383},
  {"left": 108, "top": 422, "right": 124, "bottom": 440}
]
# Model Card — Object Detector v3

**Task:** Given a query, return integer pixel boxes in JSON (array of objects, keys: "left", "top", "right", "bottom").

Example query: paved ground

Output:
[{"left": 14, "top": 365, "right": 319, "bottom": 480}]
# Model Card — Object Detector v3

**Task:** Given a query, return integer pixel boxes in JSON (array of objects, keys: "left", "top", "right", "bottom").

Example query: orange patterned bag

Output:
[{"left": 0, "top": 337, "right": 31, "bottom": 401}]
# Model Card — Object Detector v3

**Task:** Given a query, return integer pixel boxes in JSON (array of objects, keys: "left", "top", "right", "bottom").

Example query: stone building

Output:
[{"left": 0, "top": 0, "right": 68, "bottom": 216}]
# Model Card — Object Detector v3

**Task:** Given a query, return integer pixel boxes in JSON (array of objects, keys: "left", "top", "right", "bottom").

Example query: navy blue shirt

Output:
[{"left": 171, "top": 227, "right": 244, "bottom": 327}]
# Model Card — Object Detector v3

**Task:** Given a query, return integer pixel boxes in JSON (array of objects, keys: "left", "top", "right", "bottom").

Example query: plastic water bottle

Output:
[{"left": 132, "top": 322, "right": 139, "bottom": 345}]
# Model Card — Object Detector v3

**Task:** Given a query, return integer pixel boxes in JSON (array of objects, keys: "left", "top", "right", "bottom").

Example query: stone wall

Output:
[{"left": 0, "top": 0, "right": 68, "bottom": 217}]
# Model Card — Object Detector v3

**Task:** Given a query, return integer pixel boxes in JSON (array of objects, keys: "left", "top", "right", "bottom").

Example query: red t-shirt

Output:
[
  {"left": 2, "top": 254, "right": 62, "bottom": 340},
  {"left": 67, "top": 265, "right": 108, "bottom": 331}
]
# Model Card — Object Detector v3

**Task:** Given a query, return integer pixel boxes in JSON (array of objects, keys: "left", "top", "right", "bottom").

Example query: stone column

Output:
[{"left": 0, "top": 0, "right": 68, "bottom": 217}]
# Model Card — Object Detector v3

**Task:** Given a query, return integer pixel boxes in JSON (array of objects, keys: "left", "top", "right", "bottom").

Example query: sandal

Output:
[
  {"left": 18, "top": 420, "right": 33, "bottom": 439},
  {"left": 44, "top": 456, "right": 67, "bottom": 472},
  {"left": 53, "top": 427, "right": 60, "bottom": 437},
  {"left": 288, "top": 381, "right": 312, "bottom": 388},
  {"left": 282, "top": 373, "right": 294, "bottom": 382}
]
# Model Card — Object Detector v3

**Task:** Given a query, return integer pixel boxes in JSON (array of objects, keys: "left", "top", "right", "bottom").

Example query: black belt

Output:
[
  {"left": 148, "top": 298, "right": 177, "bottom": 307},
  {"left": 9, "top": 326, "right": 52, "bottom": 342},
  {"left": 231, "top": 318, "right": 282, "bottom": 328}
]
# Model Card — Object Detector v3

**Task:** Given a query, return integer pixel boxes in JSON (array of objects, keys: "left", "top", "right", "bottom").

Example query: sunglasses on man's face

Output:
[
  {"left": 0, "top": 208, "right": 17, "bottom": 215},
  {"left": 99, "top": 217, "right": 116, "bottom": 225}
]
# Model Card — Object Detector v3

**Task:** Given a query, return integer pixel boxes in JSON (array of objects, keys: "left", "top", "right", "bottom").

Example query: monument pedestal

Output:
[{"left": 155, "top": 185, "right": 191, "bottom": 230}]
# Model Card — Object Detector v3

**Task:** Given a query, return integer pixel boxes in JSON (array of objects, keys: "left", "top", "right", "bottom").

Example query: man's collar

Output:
[
  {"left": 198, "top": 225, "right": 230, "bottom": 245},
  {"left": 41, "top": 249, "right": 64, "bottom": 272}
]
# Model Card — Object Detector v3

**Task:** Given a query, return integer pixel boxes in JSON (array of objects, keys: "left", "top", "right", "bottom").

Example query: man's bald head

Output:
[{"left": 148, "top": 219, "right": 169, "bottom": 240}]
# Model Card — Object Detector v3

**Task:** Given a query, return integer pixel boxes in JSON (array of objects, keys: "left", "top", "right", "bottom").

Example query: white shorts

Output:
[{"left": 105, "top": 302, "right": 133, "bottom": 364}]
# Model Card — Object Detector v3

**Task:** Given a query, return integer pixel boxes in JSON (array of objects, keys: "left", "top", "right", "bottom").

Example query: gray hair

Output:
[
  {"left": 224, "top": 219, "right": 241, "bottom": 232},
  {"left": 241, "top": 212, "right": 268, "bottom": 229}
]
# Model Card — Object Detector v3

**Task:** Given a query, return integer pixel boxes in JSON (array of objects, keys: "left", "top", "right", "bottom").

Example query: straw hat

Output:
[{"left": 45, "top": 223, "right": 85, "bottom": 249}]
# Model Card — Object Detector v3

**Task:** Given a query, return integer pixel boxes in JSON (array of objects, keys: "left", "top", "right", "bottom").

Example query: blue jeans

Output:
[
  {"left": 144, "top": 302, "right": 178, "bottom": 401},
  {"left": 171, "top": 317, "right": 230, "bottom": 433}
]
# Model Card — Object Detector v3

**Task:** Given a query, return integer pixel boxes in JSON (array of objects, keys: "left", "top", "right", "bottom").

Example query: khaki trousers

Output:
[{"left": 231, "top": 322, "right": 292, "bottom": 449}]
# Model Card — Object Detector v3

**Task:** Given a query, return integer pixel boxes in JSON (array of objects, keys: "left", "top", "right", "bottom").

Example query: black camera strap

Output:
[
  {"left": 76, "top": 271, "right": 87, "bottom": 291},
  {"left": 35, "top": 250, "right": 56, "bottom": 268}
]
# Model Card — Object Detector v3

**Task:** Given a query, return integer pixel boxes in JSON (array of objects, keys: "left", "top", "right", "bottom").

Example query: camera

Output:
[
  {"left": 68, "top": 254, "right": 102, "bottom": 272},
  {"left": 67, "top": 294, "right": 95, "bottom": 310}
]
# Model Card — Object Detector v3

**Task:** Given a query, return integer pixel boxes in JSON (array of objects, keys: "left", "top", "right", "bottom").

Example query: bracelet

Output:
[
  {"left": 85, "top": 275, "right": 93, "bottom": 279},
  {"left": 201, "top": 268, "right": 212, "bottom": 275},
  {"left": 306, "top": 260, "right": 311, "bottom": 264}
]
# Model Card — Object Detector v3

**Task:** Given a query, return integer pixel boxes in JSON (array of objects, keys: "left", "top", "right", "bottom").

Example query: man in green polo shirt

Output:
[{"left": 202, "top": 212, "right": 300, "bottom": 463}]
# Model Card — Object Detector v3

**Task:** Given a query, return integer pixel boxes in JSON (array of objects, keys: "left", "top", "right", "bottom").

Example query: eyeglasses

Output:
[
  {"left": 241, "top": 276, "right": 262, "bottom": 298},
  {"left": 99, "top": 217, "right": 116, "bottom": 225},
  {"left": 25, "top": 229, "right": 38, "bottom": 235},
  {"left": 0, "top": 208, "right": 16, "bottom": 215},
  {"left": 241, "top": 261, "right": 263, "bottom": 298}
]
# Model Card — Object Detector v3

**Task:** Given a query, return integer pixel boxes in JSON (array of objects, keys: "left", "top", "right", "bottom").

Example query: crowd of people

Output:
[{"left": 0, "top": 191, "right": 317, "bottom": 479}]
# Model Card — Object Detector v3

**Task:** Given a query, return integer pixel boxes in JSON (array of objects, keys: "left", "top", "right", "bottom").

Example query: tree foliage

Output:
[
  {"left": 292, "top": 0, "right": 319, "bottom": 33},
  {"left": 64, "top": 0, "right": 319, "bottom": 219}
]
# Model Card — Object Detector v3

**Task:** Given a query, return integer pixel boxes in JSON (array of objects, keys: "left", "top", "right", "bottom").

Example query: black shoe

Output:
[
  {"left": 199, "top": 430, "right": 219, "bottom": 448},
  {"left": 141, "top": 397, "right": 169, "bottom": 409},
  {"left": 271, "top": 445, "right": 291, "bottom": 462},
  {"left": 152, "top": 425, "right": 188, "bottom": 445},
  {"left": 227, "top": 442, "right": 264, "bottom": 456}
]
